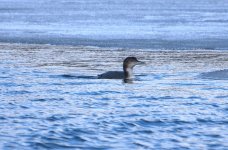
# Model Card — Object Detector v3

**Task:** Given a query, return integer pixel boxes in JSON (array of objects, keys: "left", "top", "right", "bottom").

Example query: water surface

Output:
[
  {"left": 1, "top": 0, "right": 228, "bottom": 49},
  {"left": 0, "top": 43, "right": 227, "bottom": 149}
]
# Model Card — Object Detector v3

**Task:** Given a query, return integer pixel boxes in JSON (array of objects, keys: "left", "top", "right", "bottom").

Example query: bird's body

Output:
[
  {"left": 98, "top": 71, "right": 124, "bottom": 79},
  {"left": 98, "top": 57, "right": 144, "bottom": 80}
]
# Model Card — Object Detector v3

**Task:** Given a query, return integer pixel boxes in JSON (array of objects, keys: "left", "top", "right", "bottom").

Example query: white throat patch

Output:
[{"left": 126, "top": 68, "right": 134, "bottom": 79}]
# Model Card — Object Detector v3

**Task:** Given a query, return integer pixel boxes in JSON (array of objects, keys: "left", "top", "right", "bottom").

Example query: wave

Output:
[{"left": 200, "top": 69, "right": 228, "bottom": 80}]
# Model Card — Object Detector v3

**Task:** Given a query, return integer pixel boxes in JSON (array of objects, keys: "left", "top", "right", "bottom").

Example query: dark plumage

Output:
[{"left": 98, "top": 57, "right": 144, "bottom": 79}]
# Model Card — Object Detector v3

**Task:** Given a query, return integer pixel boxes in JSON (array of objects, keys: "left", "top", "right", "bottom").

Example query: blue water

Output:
[
  {"left": 0, "top": 43, "right": 227, "bottom": 149},
  {"left": 0, "top": 0, "right": 228, "bottom": 149},
  {"left": 1, "top": 0, "right": 228, "bottom": 49}
]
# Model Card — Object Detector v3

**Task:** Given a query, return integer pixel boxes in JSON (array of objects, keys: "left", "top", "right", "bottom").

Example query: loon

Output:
[{"left": 98, "top": 57, "right": 144, "bottom": 80}]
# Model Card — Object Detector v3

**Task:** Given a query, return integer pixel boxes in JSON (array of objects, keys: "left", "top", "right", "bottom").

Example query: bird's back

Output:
[{"left": 98, "top": 71, "right": 124, "bottom": 79}]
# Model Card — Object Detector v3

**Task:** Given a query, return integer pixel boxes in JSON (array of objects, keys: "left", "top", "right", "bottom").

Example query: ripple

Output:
[
  {"left": 46, "top": 114, "right": 72, "bottom": 122},
  {"left": 30, "top": 141, "right": 78, "bottom": 149},
  {"left": 63, "top": 128, "right": 96, "bottom": 137},
  {"left": 159, "top": 96, "right": 183, "bottom": 100},
  {"left": 196, "top": 118, "right": 228, "bottom": 124},
  {"left": 0, "top": 116, "right": 7, "bottom": 120},
  {"left": 6, "top": 90, "right": 32, "bottom": 95},
  {"left": 215, "top": 95, "right": 228, "bottom": 99},
  {"left": 0, "top": 76, "right": 10, "bottom": 79},
  {"left": 187, "top": 96, "right": 206, "bottom": 100},
  {"left": 0, "top": 82, "right": 16, "bottom": 87},
  {"left": 49, "top": 74, "right": 97, "bottom": 79},
  {"left": 200, "top": 69, "right": 228, "bottom": 80},
  {"left": 31, "top": 98, "right": 64, "bottom": 102},
  {"left": 136, "top": 119, "right": 166, "bottom": 127}
]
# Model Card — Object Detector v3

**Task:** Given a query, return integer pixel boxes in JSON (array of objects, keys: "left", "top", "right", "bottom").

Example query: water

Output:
[
  {"left": 1, "top": 0, "right": 228, "bottom": 49},
  {"left": 0, "top": 43, "right": 227, "bottom": 149},
  {"left": 1, "top": 0, "right": 228, "bottom": 149}
]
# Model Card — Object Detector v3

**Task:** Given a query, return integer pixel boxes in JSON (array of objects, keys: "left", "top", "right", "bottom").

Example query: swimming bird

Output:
[{"left": 98, "top": 57, "right": 144, "bottom": 80}]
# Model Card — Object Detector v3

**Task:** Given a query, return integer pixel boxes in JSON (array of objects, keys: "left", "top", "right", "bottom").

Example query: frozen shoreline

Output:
[
  {"left": 1, "top": 0, "right": 228, "bottom": 50},
  {"left": 1, "top": 36, "right": 228, "bottom": 50}
]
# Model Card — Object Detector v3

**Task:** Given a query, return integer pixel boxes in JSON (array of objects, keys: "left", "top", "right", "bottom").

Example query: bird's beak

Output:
[{"left": 137, "top": 61, "right": 146, "bottom": 65}]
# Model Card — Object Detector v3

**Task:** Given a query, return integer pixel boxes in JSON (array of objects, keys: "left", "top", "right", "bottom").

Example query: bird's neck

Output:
[{"left": 124, "top": 67, "right": 133, "bottom": 79}]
